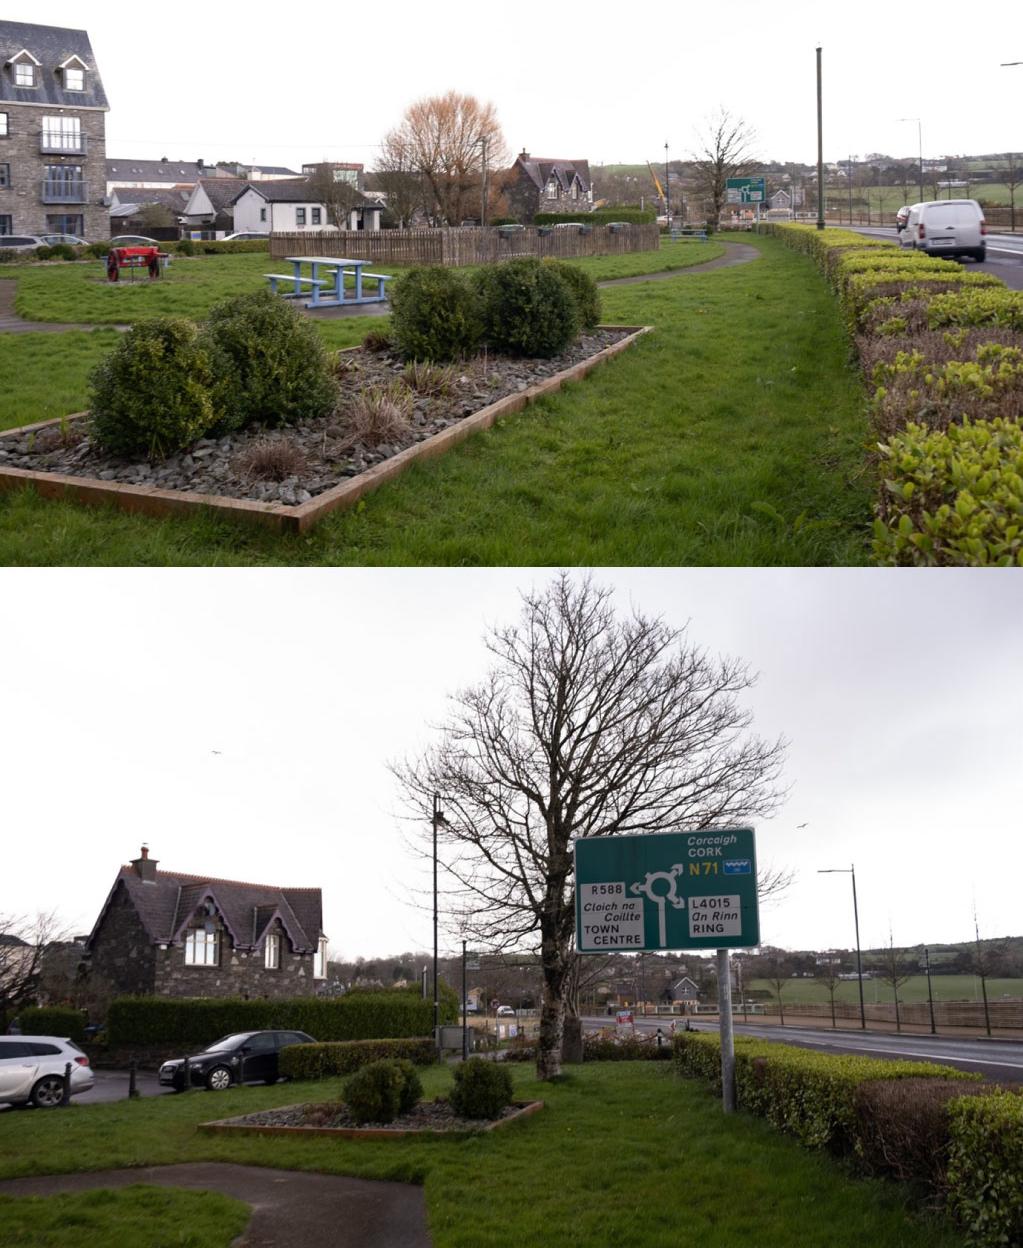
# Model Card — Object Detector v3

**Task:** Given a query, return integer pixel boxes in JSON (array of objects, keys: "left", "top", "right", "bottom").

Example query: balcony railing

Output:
[
  {"left": 41, "top": 179, "right": 88, "bottom": 204},
  {"left": 40, "top": 131, "right": 87, "bottom": 155}
]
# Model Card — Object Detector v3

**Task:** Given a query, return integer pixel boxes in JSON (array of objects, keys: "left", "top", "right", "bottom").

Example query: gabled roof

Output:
[
  {"left": 515, "top": 155, "right": 592, "bottom": 195},
  {"left": 107, "top": 158, "right": 207, "bottom": 184},
  {"left": 0, "top": 21, "right": 108, "bottom": 109},
  {"left": 87, "top": 864, "right": 324, "bottom": 953},
  {"left": 110, "top": 187, "right": 191, "bottom": 217},
  {"left": 191, "top": 176, "right": 249, "bottom": 213},
  {"left": 234, "top": 179, "right": 381, "bottom": 209}
]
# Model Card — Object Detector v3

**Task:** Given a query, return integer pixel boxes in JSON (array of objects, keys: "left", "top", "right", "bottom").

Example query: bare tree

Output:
[
  {"left": 382, "top": 91, "right": 508, "bottom": 226},
  {"left": 815, "top": 956, "right": 844, "bottom": 1029},
  {"left": 0, "top": 913, "right": 67, "bottom": 1028},
  {"left": 1003, "top": 153, "right": 1021, "bottom": 233},
  {"left": 304, "top": 164, "right": 364, "bottom": 230},
  {"left": 690, "top": 109, "right": 757, "bottom": 226},
  {"left": 374, "top": 134, "right": 427, "bottom": 228},
  {"left": 873, "top": 934, "right": 914, "bottom": 1032},
  {"left": 760, "top": 949, "right": 790, "bottom": 1025},
  {"left": 395, "top": 574, "right": 786, "bottom": 1080}
]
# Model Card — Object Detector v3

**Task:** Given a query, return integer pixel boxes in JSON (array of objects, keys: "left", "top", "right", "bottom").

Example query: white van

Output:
[{"left": 899, "top": 199, "right": 986, "bottom": 261}]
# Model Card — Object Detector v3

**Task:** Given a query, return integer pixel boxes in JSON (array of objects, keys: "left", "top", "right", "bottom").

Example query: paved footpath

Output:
[
  {"left": 0, "top": 1162, "right": 432, "bottom": 1247},
  {"left": 598, "top": 240, "right": 759, "bottom": 285}
]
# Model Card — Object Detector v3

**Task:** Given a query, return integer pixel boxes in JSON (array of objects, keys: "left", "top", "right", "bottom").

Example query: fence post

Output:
[
  {"left": 60, "top": 1061, "right": 72, "bottom": 1106},
  {"left": 128, "top": 1058, "right": 139, "bottom": 1099}
]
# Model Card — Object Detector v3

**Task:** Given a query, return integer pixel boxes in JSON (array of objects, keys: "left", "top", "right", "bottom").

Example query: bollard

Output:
[
  {"left": 181, "top": 1055, "right": 190, "bottom": 1092},
  {"left": 60, "top": 1061, "right": 72, "bottom": 1107},
  {"left": 128, "top": 1058, "right": 139, "bottom": 1099}
]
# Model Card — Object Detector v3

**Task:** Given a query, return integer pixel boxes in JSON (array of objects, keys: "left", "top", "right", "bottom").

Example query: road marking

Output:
[{"left": 730, "top": 1030, "right": 1023, "bottom": 1069}]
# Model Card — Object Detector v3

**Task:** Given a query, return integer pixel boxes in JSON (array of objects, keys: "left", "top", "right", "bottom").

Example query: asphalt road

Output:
[
  {"left": 582, "top": 1014, "right": 1023, "bottom": 1082},
  {"left": 832, "top": 222, "right": 1023, "bottom": 289}
]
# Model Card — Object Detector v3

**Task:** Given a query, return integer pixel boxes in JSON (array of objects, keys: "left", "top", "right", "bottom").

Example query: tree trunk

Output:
[{"left": 537, "top": 925, "right": 570, "bottom": 1080}]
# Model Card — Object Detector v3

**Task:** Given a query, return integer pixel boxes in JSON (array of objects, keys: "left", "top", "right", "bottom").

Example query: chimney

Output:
[
  {"left": 519, "top": 150, "right": 530, "bottom": 161},
  {"left": 130, "top": 844, "right": 158, "bottom": 882}
]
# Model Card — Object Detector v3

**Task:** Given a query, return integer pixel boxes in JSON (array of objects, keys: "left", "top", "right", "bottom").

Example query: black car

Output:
[{"left": 158, "top": 1029, "right": 314, "bottom": 1091}]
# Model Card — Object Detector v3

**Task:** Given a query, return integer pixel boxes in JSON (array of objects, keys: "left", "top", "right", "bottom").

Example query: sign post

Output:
[{"left": 575, "top": 827, "right": 758, "bottom": 1114}]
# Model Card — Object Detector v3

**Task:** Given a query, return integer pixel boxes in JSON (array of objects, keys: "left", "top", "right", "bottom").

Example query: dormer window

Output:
[
  {"left": 65, "top": 67, "right": 84, "bottom": 91},
  {"left": 184, "top": 927, "right": 219, "bottom": 966},
  {"left": 14, "top": 63, "right": 34, "bottom": 88},
  {"left": 264, "top": 932, "right": 280, "bottom": 970}
]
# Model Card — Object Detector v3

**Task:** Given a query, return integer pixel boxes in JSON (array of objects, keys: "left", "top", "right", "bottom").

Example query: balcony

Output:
[
  {"left": 41, "top": 179, "right": 88, "bottom": 204},
  {"left": 40, "top": 131, "right": 87, "bottom": 155}
]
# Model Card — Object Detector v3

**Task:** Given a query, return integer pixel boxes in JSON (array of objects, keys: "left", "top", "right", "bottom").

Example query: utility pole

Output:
[
  {"left": 923, "top": 946, "right": 937, "bottom": 1035},
  {"left": 816, "top": 46, "right": 825, "bottom": 230},
  {"left": 664, "top": 142, "right": 670, "bottom": 225},
  {"left": 431, "top": 794, "right": 446, "bottom": 1052},
  {"left": 819, "top": 865, "right": 866, "bottom": 1030}
]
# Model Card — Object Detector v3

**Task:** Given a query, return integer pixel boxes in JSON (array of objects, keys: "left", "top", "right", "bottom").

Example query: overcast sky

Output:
[
  {"left": 2, "top": 569, "right": 1019, "bottom": 963},
  {"left": 11, "top": 2, "right": 1022, "bottom": 170}
]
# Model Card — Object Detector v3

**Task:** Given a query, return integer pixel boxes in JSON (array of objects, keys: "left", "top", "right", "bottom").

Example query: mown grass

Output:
[
  {"left": 751, "top": 974, "right": 1023, "bottom": 1006},
  {"left": 0, "top": 1186, "right": 249, "bottom": 1248},
  {"left": 0, "top": 1063, "right": 963, "bottom": 1248},
  {"left": 0, "top": 235, "right": 872, "bottom": 565}
]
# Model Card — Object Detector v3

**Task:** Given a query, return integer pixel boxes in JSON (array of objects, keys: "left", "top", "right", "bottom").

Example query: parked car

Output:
[
  {"left": 552, "top": 222, "right": 586, "bottom": 229},
  {"left": 222, "top": 232, "right": 269, "bottom": 241},
  {"left": 495, "top": 1005, "right": 515, "bottom": 1017},
  {"left": 899, "top": 199, "right": 987, "bottom": 261},
  {"left": 0, "top": 235, "right": 48, "bottom": 252},
  {"left": 0, "top": 1035, "right": 94, "bottom": 1108},
  {"left": 37, "top": 233, "right": 88, "bottom": 247},
  {"left": 108, "top": 235, "right": 159, "bottom": 248},
  {"left": 158, "top": 1029, "right": 315, "bottom": 1092},
  {"left": 895, "top": 205, "right": 910, "bottom": 232}
]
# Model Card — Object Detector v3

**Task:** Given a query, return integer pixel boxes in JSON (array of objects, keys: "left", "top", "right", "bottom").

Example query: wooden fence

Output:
[
  {"left": 777, "top": 998, "right": 1023, "bottom": 1030},
  {"left": 269, "top": 224, "right": 659, "bottom": 266}
]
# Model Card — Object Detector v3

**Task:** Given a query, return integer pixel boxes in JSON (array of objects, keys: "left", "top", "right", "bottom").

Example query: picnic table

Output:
[{"left": 265, "top": 256, "right": 392, "bottom": 308}]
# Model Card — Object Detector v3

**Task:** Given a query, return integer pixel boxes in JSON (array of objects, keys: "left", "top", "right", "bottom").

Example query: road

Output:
[
  {"left": 832, "top": 223, "right": 1023, "bottom": 289},
  {"left": 582, "top": 1015, "right": 1023, "bottom": 1081}
]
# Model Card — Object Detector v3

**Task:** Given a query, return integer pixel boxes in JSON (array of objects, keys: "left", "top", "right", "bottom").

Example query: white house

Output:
[{"left": 232, "top": 180, "right": 382, "bottom": 234}]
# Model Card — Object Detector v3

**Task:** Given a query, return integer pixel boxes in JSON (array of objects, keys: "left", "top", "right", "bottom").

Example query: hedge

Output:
[
  {"left": 946, "top": 1092, "right": 1023, "bottom": 1247},
  {"left": 279, "top": 1036, "right": 436, "bottom": 1079},
  {"left": 17, "top": 1006, "right": 86, "bottom": 1042},
  {"left": 534, "top": 209, "right": 655, "bottom": 225},
  {"left": 106, "top": 989, "right": 454, "bottom": 1048}
]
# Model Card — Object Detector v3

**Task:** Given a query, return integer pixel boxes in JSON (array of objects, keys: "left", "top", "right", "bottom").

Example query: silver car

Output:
[{"left": 0, "top": 1035, "right": 94, "bottom": 1108}]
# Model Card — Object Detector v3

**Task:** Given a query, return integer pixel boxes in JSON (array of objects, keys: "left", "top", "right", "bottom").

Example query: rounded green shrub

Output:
[
  {"left": 202, "top": 289, "right": 337, "bottom": 431},
  {"left": 541, "top": 259, "right": 601, "bottom": 330},
  {"left": 34, "top": 246, "right": 54, "bottom": 261},
  {"left": 89, "top": 317, "right": 216, "bottom": 459},
  {"left": 449, "top": 1056, "right": 513, "bottom": 1119},
  {"left": 475, "top": 257, "right": 579, "bottom": 357},
  {"left": 343, "top": 1058, "right": 420, "bottom": 1125},
  {"left": 177, "top": 239, "right": 196, "bottom": 256},
  {"left": 390, "top": 266, "right": 482, "bottom": 362}
]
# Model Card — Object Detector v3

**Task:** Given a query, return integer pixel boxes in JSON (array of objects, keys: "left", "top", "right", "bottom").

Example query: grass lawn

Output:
[
  {"left": 0, "top": 1186, "right": 249, "bottom": 1248},
  {"left": 750, "top": 974, "right": 1023, "bottom": 1006},
  {"left": 0, "top": 1063, "right": 963, "bottom": 1248},
  {"left": 0, "top": 234, "right": 872, "bottom": 565}
]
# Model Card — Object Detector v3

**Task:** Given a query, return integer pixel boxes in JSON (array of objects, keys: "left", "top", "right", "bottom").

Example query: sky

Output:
[
  {"left": 1, "top": 569, "right": 1020, "bottom": 962},
  {"left": 10, "top": 2, "right": 1023, "bottom": 171}
]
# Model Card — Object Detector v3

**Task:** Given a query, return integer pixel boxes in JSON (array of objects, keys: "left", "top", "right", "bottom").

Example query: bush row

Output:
[
  {"left": 764, "top": 223, "right": 1023, "bottom": 565},
  {"left": 390, "top": 258, "right": 601, "bottom": 362},
  {"left": 16, "top": 1006, "right": 86, "bottom": 1041},
  {"left": 106, "top": 990, "right": 453, "bottom": 1047},
  {"left": 674, "top": 1033, "right": 1022, "bottom": 1247},
  {"left": 534, "top": 209, "right": 656, "bottom": 226},
  {"left": 278, "top": 1036, "right": 435, "bottom": 1080},
  {"left": 0, "top": 240, "right": 270, "bottom": 266}
]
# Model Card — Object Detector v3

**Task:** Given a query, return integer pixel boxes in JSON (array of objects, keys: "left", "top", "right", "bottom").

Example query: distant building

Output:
[
  {"left": 505, "top": 151, "right": 594, "bottom": 222},
  {"left": 105, "top": 158, "right": 299, "bottom": 195}
]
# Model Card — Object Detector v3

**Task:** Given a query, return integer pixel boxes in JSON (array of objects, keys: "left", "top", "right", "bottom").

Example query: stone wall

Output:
[
  {"left": 0, "top": 102, "right": 107, "bottom": 238},
  {"left": 153, "top": 916, "right": 318, "bottom": 1000},
  {"left": 87, "top": 882, "right": 156, "bottom": 997}
]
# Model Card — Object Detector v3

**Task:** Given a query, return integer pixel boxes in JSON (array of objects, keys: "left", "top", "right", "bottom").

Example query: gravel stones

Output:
[{"left": 223, "top": 1099, "right": 523, "bottom": 1134}]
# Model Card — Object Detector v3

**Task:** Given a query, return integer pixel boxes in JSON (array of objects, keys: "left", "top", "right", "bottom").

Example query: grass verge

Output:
[{"left": 0, "top": 1063, "right": 963, "bottom": 1248}]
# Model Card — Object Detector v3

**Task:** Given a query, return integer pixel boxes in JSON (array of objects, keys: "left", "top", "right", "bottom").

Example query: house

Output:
[
  {"left": 105, "top": 158, "right": 300, "bottom": 195},
  {"left": 86, "top": 846, "right": 327, "bottom": 1000},
  {"left": 664, "top": 976, "right": 700, "bottom": 1004},
  {"left": 109, "top": 186, "right": 190, "bottom": 238},
  {"left": 0, "top": 20, "right": 109, "bottom": 240},
  {"left": 505, "top": 151, "right": 594, "bottom": 222},
  {"left": 231, "top": 178, "right": 382, "bottom": 234},
  {"left": 179, "top": 176, "right": 249, "bottom": 236}
]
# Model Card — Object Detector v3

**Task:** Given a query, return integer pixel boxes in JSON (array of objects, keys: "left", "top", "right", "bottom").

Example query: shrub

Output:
[
  {"left": 51, "top": 243, "right": 77, "bottom": 261},
  {"left": 361, "top": 328, "right": 393, "bottom": 353},
  {"left": 17, "top": 1006, "right": 85, "bottom": 1042},
  {"left": 390, "top": 266, "right": 482, "bottom": 362},
  {"left": 339, "top": 383, "right": 413, "bottom": 448},
  {"left": 342, "top": 1058, "right": 420, "bottom": 1125},
  {"left": 475, "top": 257, "right": 579, "bottom": 357},
  {"left": 87, "top": 242, "right": 110, "bottom": 259},
  {"left": 34, "top": 246, "right": 54, "bottom": 261},
  {"left": 873, "top": 417, "right": 1023, "bottom": 566},
  {"left": 946, "top": 1091, "right": 1023, "bottom": 1248},
  {"left": 176, "top": 239, "right": 196, "bottom": 256},
  {"left": 203, "top": 289, "right": 336, "bottom": 432},
  {"left": 279, "top": 1037, "right": 435, "bottom": 1081},
  {"left": 449, "top": 1057, "right": 513, "bottom": 1119},
  {"left": 234, "top": 437, "right": 309, "bottom": 482},
  {"left": 89, "top": 317, "right": 216, "bottom": 459},
  {"left": 541, "top": 260, "right": 601, "bottom": 330},
  {"left": 582, "top": 1032, "right": 672, "bottom": 1061}
]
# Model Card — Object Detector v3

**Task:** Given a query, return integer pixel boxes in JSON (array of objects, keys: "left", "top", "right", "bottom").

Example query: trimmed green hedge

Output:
[
  {"left": 947, "top": 1092, "right": 1023, "bottom": 1247},
  {"left": 535, "top": 209, "right": 655, "bottom": 226},
  {"left": 17, "top": 1006, "right": 86, "bottom": 1042},
  {"left": 106, "top": 990, "right": 453, "bottom": 1047},
  {"left": 279, "top": 1037, "right": 435, "bottom": 1079}
]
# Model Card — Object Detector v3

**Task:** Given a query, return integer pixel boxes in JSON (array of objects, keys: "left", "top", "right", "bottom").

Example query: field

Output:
[
  {"left": 749, "top": 975, "right": 1023, "bottom": 1006},
  {"left": 0, "top": 1062, "right": 965, "bottom": 1248}
]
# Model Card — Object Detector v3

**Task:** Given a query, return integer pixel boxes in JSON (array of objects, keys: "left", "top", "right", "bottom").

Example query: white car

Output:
[
  {"left": 496, "top": 1005, "right": 516, "bottom": 1016},
  {"left": 222, "top": 232, "right": 269, "bottom": 242},
  {"left": 0, "top": 1035, "right": 94, "bottom": 1108}
]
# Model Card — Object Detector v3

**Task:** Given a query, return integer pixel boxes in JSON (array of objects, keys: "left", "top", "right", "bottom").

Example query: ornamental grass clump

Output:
[
  {"left": 340, "top": 382, "right": 414, "bottom": 449},
  {"left": 390, "top": 266, "right": 482, "bottom": 362},
  {"left": 448, "top": 1056, "right": 513, "bottom": 1119},
  {"left": 474, "top": 257, "right": 579, "bottom": 357},
  {"left": 203, "top": 289, "right": 336, "bottom": 432},
  {"left": 89, "top": 317, "right": 216, "bottom": 459}
]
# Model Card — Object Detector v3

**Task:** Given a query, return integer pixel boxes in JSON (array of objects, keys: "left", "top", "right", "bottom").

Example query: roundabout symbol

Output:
[{"left": 630, "top": 865, "right": 686, "bottom": 947}]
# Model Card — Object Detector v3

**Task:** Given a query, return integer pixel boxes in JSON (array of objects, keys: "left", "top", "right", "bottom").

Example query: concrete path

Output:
[
  {"left": 0, "top": 280, "right": 111, "bottom": 334},
  {"left": 0, "top": 1162, "right": 432, "bottom": 1248},
  {"left": 597, "top": 240, "right": 760, "bottom": 285}
]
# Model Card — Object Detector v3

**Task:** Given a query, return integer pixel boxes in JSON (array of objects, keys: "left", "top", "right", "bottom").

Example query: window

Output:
[
  {"left": 259, "top": 206, "right": 267, "bottom": 223},
  {"left": 14, "top": 63, "right": 34, "bottom": 88},
  {"left": 314, "top": 936, "right": 327, "bottom": 979},
  {"left": 264, "top": 932, "right": 280, "bottom": 970},
  {"left": 0, "top": 217, "right": 11, "bottom": 236},
  {"left": 311, "top": 207, "right": 321, "bottom": 225},
  {"left": 184, "top": 927, "right": 219, "bottom": 966},
  {"left": 46, "top": 215, "right": 84, "bottom": 236},
  {"left": 0, "top": 166, "right": 8, "bottom": 189},
  {"left": 0, "top": 114, "right": 8, "bottom": 138},
  {"left": 245, "top": 1032, "right": 275, "bottom": 1054},
  {"left": 42, "top": 116, "right": 82, "bottom": 152},
  {"left": 296, "top": 207, "right": 306, "bottom": 226},
  {"left": 65, "top": 67, "right": 84, "bottom": 91},
  {"left": 24, "top": 1042, "right": 61, "bottom": 1056},
  {"left": 0, "top": 1040, "right": 30, "bottom": 1059}
]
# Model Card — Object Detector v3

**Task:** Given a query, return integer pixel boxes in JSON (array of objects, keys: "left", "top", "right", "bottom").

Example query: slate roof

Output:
[
  {"left": 235, "top": 179, "right": 382, "bottom": 209},
  {"left": 516, "top": 155, "right": 592, "bottom": 195},
  {"left": 110, "top": 187, "right": 191, "bottom": 216},
  {"left": 107, "top": 159, "right": 207, "bottom": 185},
  {"left": 88, "top": 865, "right": 323, "bottom": 953},
  {"left": 0, "top": 21, "right": 108, "bottom": 109},
  {"left": 194, "top": 176, "right": 249, "bottom": 212}
]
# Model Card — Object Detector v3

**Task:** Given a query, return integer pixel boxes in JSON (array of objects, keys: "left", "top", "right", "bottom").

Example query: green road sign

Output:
[
  {"left": 574, "top": 828, "right": 759, "bottom": 952},
  {"left": 725, "top": 177, "right": 766, "bottom": 204}
]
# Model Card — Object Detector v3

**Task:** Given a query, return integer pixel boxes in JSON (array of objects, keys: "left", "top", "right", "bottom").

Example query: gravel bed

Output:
[
  {"left": 0, "top": 330, "right": 631, "bottom": 505},
  {"left": 223, "top": 1099, "right": 525, "bottom": 1133}
]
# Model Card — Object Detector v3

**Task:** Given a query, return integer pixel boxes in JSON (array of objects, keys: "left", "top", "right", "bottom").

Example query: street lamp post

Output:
[
  {"left": 818, "top": 865, "right": 866, "bottom": 1030},
  {"left": 816, "top": 46, "right": 825, "bottom": 231},
  {"left": 898, "top": 117, "right": 924, "bottom": 202},
  {"left": 431, "top": 794, "right": 448, "bottom": 1052},
  {"left": 664, "top": 142, "right": 670, "bottom": 227}
]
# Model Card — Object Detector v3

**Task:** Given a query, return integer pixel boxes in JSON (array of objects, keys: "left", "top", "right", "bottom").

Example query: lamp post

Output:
[
  {"left": 898, "top": 117, "right": 924, "bottom": 202},
  {"left": 664, "top": 142, "right": 670, "bottom": 226},
  {"left": 818, "top": 865, "right": 866, "bottom": 1030},
  {"left": 431, "top": 794, "right": 448, "bottom": 1051},
  {"left": 815, "top": 46, "right": 825, "bottom": 231},
  {"left": 922, "top": 945, "right": 937, "bottom": 1035}
]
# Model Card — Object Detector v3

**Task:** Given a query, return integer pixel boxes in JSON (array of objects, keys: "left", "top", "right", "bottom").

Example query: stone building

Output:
[
  {"left": 0, "top": 20, "right": 109, "bottom": 239},
  {"left": 86, "top": 847, "right": 327, "bottom": 1000},
  {"left": 505, "top": 151, "right": 594, "bottom": 222}
]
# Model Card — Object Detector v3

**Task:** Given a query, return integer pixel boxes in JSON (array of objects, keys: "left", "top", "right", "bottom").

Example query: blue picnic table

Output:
[{"left": 265, "top": 256, "right": 392, "bottom": 308}]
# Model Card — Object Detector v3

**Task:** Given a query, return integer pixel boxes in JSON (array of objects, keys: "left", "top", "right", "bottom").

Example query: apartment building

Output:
[{"left": 0, "top": 20, "right": 108, "bottom": 239}]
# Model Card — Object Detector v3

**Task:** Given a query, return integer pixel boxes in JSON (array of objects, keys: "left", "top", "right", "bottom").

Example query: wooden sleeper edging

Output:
[{"left": 0, "top": 326, "right": 651, "bottom": 534}]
